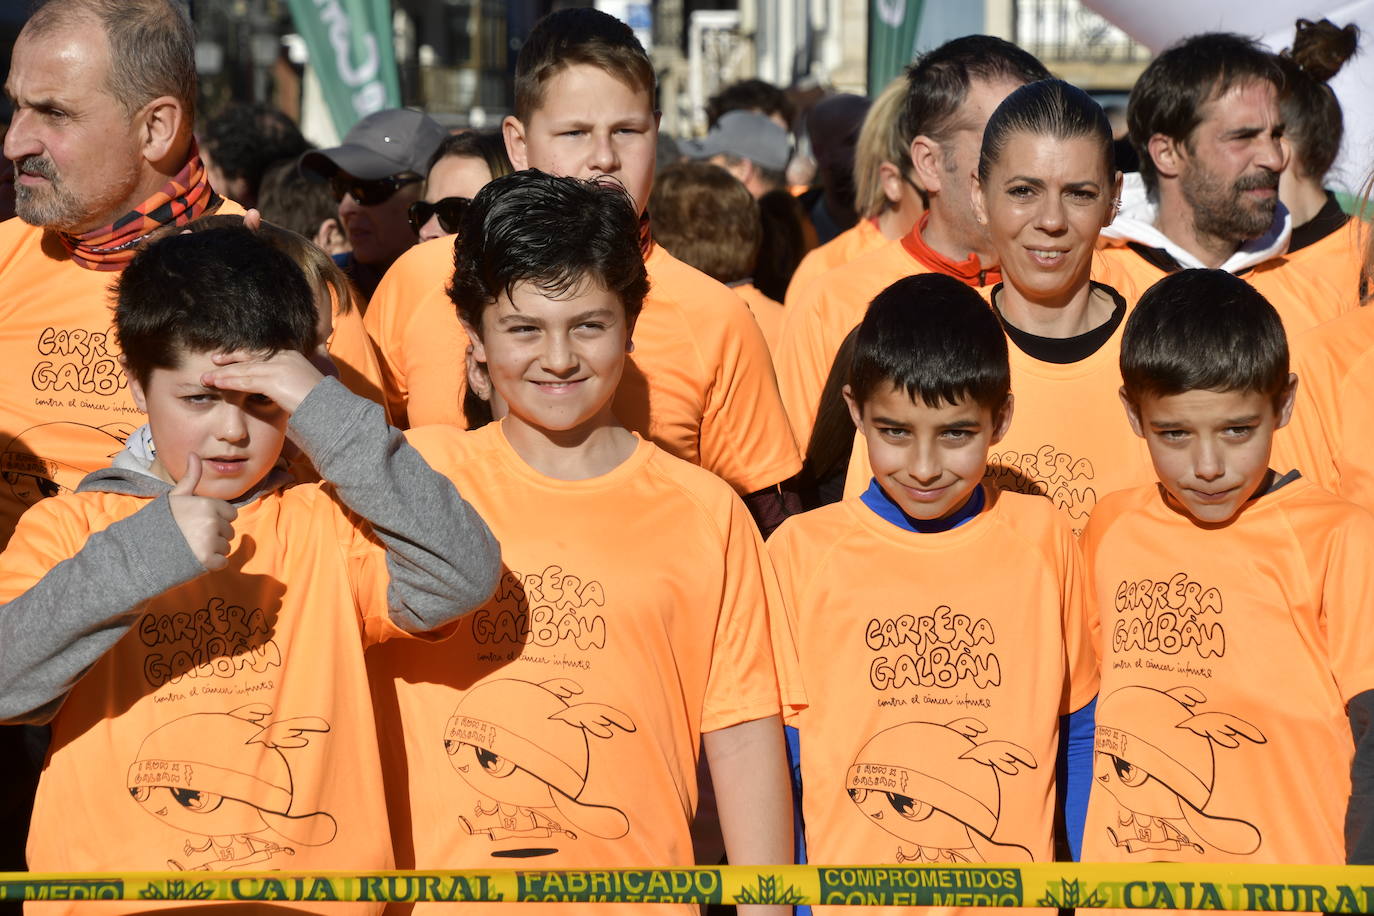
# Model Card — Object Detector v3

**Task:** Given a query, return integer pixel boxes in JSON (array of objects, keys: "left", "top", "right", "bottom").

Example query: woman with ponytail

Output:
[
  {"left": 1276, "top": 19, "right": 1360, "bottom": 244},
  {"left": 1262, "top": 19, "right": 1370, "bottom": 313}
]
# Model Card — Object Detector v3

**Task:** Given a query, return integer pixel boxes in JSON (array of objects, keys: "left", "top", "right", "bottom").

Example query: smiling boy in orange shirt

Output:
[
  {"left": 369, "top": 171, "right": 799, "bottom": 916},
  {"left": 769, "top": 273, "right": 1097, "bottom": 916}
]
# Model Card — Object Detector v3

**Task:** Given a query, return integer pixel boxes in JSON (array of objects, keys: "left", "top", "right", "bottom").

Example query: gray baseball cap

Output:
[
  {"left": 681, "top": 110, "right": 791, "bottom": 173},
  {"left": 299, "top": 108, "right": 447, "bottom": 181}
]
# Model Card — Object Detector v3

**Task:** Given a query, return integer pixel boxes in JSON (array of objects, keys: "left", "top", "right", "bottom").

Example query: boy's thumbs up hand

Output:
[{"left": 168, "top": 454, "right": 238, "bottom": 572}]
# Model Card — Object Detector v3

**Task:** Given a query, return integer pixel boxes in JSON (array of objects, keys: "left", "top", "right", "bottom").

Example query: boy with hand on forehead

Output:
[
  {"left": 364, "top": 8, "right": 801, "bottom": 532},
  {"left": 768, "top": 274, "right": 1098, "bottom": 916},
  {"left": 1083, "top": 269, "right": 1374, "bottom": 867},
  {"left": 369, "top": 170, "right": 800, "bottom": 916},
  {"left": 0, "top": 226, "right": 499, "bottom": 911}
]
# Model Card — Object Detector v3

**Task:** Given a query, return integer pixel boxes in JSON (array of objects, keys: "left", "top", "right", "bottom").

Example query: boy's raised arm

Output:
[
  {"left": 704, "top": 713, "right": 794, "bottom": 916},
  {"left": 206, "top": 351, "right": 501, "bottom": 632}
]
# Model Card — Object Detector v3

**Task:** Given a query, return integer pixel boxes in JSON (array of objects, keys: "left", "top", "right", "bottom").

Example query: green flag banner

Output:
[
  {"left": 286, "top": 0, "right": 401, "bottom": 136},
  {"left": 868, "top": 0, "right": 925, "bottom": 93}
]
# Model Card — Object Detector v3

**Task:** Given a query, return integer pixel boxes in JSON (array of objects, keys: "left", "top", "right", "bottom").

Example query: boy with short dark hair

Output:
[
  {"left": 369, "top": 170, "right": 799, "bottom": 916},
  {"left": 769, "top": 273, "right": 1097, "bottom": 915},
  {"left": 1083, "top": 268, "right": 1374, "bottom": 866},
  {"left": 0, "top": 226, "right": 499, "bottom": 911}
]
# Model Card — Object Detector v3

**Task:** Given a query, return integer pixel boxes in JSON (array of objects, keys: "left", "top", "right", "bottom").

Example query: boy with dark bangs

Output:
[
  {"left": 769, "top": 273, "right": 1097, "bottom": 916},
  {"left": 0, "top": 226, "right": 499, "bottom": 914},
  {"left": 1083, "top": 268, "right": 1374, "bottom": 867},
  {"left": 368, "top": 170, "right": 799, "bottom": 916}
]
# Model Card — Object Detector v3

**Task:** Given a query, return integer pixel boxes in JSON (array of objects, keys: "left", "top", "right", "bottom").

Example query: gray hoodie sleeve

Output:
[
  {"left": 288, "top": 377, "right": 500, "bottom": 634},
  {"left": 0, "top": 497, "right": 206, "bottom": 724}
]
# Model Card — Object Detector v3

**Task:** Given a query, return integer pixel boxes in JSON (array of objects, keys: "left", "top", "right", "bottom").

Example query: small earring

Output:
[{"left": 626, "top": 340, "right": 635, "bottom": 354}]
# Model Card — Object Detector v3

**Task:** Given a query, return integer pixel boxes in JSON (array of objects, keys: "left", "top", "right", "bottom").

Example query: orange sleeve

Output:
[
  {"left": 364, "top": 263, "right": 414, "bottom": 428},
  {"left": 701, "top": 494, "right": 793, "bottom": 733},
  {"left": 1319, "top": 504, "right": 1374, "bottom": 704},
  {"left": 363, "top": 238, "right": 467, "bottom": 430},
  {"left": 1276, "top": 331, "right": 1340, "bottom": 492},
  {"left": 394, "top": 286, "right": 470, "bottom": 429},
  {"left": 327, "top": 296, "right": 386, "bottom": 413},
  {"left": 773, "top": 282, "right": 835, "bottom": 449},
  {"left": 763, "top": 518, "right": 813, "bottom": 726},
  {"left": 697, "top": 292, "right": 801, "bottom": 494}
]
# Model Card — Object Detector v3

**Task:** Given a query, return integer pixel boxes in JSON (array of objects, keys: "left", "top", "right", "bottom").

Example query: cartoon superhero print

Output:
[
  {"left": 1, "top": 421, "right": 133, "bottom": 507},
  {"left": 126, "top": 704, "right": 337, "bottom": 870},
  {"left": 1094, "top": 685, "right": 1265, "bottom": 856},
  {"left": 845, "top": 718, "right": 1036, "bottom": 864},
  {"left": 443, "top": 678, "right": 635, "bottom": 857}
]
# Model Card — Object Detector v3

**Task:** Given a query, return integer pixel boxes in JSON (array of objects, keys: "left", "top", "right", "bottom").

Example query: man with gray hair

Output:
[{"left": 0, "top": 0, "right": 236, "bottom": 546}]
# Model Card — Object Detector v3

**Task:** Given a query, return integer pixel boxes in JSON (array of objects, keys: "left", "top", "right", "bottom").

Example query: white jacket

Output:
[{"left": 1100, "top": 172, "right": 1291, "bottom": 274}]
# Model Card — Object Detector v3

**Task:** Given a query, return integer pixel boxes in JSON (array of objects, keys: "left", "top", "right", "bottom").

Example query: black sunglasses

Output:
[
  {"left": 329, "top": 172, "right": 422, "bottom": 206},
  {"left": 408, "top": 196, "right": 472, "bottom": 236}
]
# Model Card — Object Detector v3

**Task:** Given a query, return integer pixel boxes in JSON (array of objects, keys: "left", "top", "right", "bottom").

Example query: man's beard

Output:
[
  {"left": 13, "top": 157, "right": 88, "bottom": 231},
  {"left": 1181, "top": 162, "right": 1279, "bottom": 244}
]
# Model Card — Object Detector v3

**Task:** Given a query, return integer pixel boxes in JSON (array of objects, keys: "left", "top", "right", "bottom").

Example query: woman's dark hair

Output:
[
  {"left": 1121, "top": 269, "right": 1289, "bottom": 405},
  {"left": 449, "top": 170, "right": 649, "bottom": 331},
  {"left": 849, "top": 273, "right": 1011, "bottom": 411},
  {"left": 116, "top": 227, "right": 317, "bottom": 386},
  {"left": 1277, "top": 19, "right": 1359, "bottom": 181},
  {"left": 427, "top": 129, "right": 514, "bottom": 182},
  {"left": 979, "top": 79, "right": 1115, "bottom": 182},
  {"left": 795, "top": 325, "right": 862, "bottom": 510}
]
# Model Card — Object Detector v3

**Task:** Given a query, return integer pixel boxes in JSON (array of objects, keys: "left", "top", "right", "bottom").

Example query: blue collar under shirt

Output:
[{"left": 860, "top": 478, "right": 985, "bottom": 533}]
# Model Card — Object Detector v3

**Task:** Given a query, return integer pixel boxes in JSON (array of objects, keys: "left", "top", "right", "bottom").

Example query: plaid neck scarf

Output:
[{"left": 58, "top": 142, "right": 220, "bottom": 271}]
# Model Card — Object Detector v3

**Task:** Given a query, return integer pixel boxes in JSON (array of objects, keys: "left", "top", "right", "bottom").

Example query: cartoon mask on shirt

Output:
[
  {"left": 127, "top": 704, "right": 337, "bottom": 870},
  {"left": 1, "top": 421, "right": 131, "bottom": 506},
  {"left": 846, "top": 718, "right": 1036, "bottom": 864},
  {"left": 1094, "top": 685, "right": 1265, "bottom": 855},
  {"left": 444, "top": 677, "right": 635, "bottom": 857}
]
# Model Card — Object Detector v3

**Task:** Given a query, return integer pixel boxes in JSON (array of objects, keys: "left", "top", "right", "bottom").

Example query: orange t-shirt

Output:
[
  {"left": 1081, "top": 478, "right": 1374, "bottom": 869},
  {"left": 369, "top": 421, "right": 802, "bottom": 915},
  {"left": 736, "top": 282, "right": 786, "bottom": 357},
  {"left": 843, "top": 287, "right": 1155, "bottom": 534},
  {"left": 0, "top": 220, "right": 137, "bottom": 553},
  {"left": 365, "top": 237, "right": 801, "bottom": 494},
  {"left": 326, "top": 296, "right": 387, "bottom": 414},
  {"left": 769, "top": 490, "right": 1096, "bottom": 916},
  {"left": 359, "top": 235, "right": 461, "bottom": 427},
  {"left": 0, "top": 210, "right": 383, "bottom": 549},
  {"left": 1275, "top": 305, "right": 1374, "bottom": 510},
  {"left": 1, "top": 483, "right": 421, "bottom": 916},
  {"left": 784, "top": 218, "right": 886, "bottom": 308},
  {"left": 1094, "top": 237, "right": 1363, "bottom": 336}
]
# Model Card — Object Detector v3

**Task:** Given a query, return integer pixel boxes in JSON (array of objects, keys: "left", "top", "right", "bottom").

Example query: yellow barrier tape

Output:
[{"left": 5, "top": 864, "right": 1374, "bottom": 909}]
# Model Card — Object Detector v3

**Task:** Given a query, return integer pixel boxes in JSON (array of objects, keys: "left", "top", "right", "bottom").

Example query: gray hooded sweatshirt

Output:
[{"left": 0, "top": 377, "right": 501, "bottom": 723}]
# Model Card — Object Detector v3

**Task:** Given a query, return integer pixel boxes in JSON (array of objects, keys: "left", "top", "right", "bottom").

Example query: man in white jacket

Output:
[{"left": 1094, "top": 32, "right": 1357, "bottom": 333}]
